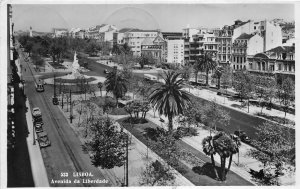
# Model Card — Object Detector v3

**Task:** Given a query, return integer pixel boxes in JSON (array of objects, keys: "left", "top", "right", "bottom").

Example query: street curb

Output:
[{"left": 25, "top": 100, "right": 50, "bottom": 187}]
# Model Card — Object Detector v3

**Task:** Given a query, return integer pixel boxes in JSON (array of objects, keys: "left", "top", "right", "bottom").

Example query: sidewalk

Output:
[
  {"left": 25, "top": 100, "right": 50, "bottom": 187},
  {"left": 144, "top": 107, "right": 295, "bottom": 186}
]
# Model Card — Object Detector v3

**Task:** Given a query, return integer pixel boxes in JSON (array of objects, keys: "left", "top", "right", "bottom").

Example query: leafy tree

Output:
[
  {"left": 83, "top": 117, "right": 127, "bottom": 169},
  {"left": 124, "top": 100, "right": 150, "bottom": 122},
  {"left": 105, "top": 70, "right": 128, "bottom": 107},
  {"left": 179, "top": 65, "right": 192, "bottom": 92},
  {"left": 149, "top": 71, "right": 191, "bottom": 131},
  {"left": 214, "top": 66, "right": 224, "bottom": 89},
  {"left": 137, "top": 53, "right": 155, "bottom": 69},
  {"left": 202, "top": 100, "right": 230, "bottom": 135},
  {"left": 149, "top": 130, "right": 182, "bottom": 168},
  {"left": 202, "top": 132, "right": 239, "bottom": 181},
  {"left": 139, "top": 160, "right": 175, "bottom": 186},
  {"left": 85, "top": 41, "right": 101, "bottom": 56},
  {"left": 233, "top": 70, "right": 254, "bottom": 112},
  {"left": 248, "top": 122, "right": 295, "bottom": 184},
  {"left": 280, "top": 77, "right": 294, "bottom": 119}
]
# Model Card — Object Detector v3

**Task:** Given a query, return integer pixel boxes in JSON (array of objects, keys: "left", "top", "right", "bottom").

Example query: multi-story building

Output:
[
  {"left": 232, "top": 33, "right": 264, "bottom": 70},
  {"left": 232, "top": 20, "right": 282, "bottom": 51},
  {"left": 123, "top": 29, "right": 159, "bottom": 56},
  {"left": 166, "top": 39, "right": 185, "bottom": 66},
  {"left": 52, "top": 28, "right": 68, "bottom": 38},
  {"left": 248, "top": 44, "right": 295, "bottom": 78},
  {"left": 183, "top": 28, "right": 219, "bottom": 64},
  {"left": 216, "top": 25, "right": 234, "bottom": 66},
  {"left": 162, "top": 32, "right": 183, "bottom": 63}
]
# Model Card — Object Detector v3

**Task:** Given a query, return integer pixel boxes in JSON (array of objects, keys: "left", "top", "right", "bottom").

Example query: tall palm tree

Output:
[
  {"left": 149, "top": 71, "right": 191, "bottom": 131},
  {"left": 105, "top": 70, "right": 128, "bottom": 107},
  {"left": 97, "top": 82, "right": 103, "bottom": 97},
  {"left": 198, "top": 50, "right": 217, "bottom": 86}
]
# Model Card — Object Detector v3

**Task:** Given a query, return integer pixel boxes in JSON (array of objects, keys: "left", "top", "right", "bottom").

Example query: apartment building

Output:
[
  {"left": 232, "top": 20, "right": 282, "bottom": 51},
  {"left": 166, "top": 39, "right": 185, "bottom": 66},
  {"left": 162, "top": 32, "right": 183, "bottom": 63},
  {"left": 123, "top": 29, "right": 159, "bottom": 56},
  {"left": 183, "top": 27, "right": 219, "bottom": 64},
  {"left": 216, "top": 25, "right": 234, "bottom": 65},
  {"left": 248, "top": 44, "right": 295, "bottom": 78},
  {"left": 141, "top": 35, "right": 164, "bottom": 65},
  {"left": 232, "top": 33, "right": 263, "bottom": 70}
]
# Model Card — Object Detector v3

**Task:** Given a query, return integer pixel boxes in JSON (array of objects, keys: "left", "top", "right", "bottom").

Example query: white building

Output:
[
  {"left": 123, "top": 29, "right": 159, "bottom": 56},
  {"left": 52, "top": 28, "right": 68, "bottom": 38},
  {"left": 167, "top": 39, "right": 184, "bottom": 65},
  {"left": 232, "top": 33, "right": 264, "bottom": 70},
  {"left": 232, "top": 20, "right": 282, "bottom": 51}
]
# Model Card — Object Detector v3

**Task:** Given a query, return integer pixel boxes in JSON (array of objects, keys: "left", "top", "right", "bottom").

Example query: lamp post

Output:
[{"left": 70, "top": 89, "right": 73, "bottom": 123}]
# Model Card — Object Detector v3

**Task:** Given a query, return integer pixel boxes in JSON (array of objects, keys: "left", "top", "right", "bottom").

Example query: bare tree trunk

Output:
[
  {"left": 168, "top": 115, "right": 173, "bottom": 131},
  {"left": 221, "top": 157, "right": 226, "bottom": 181},
  {"left": 227, "top": 154, "right": 233, "bottom": 173},
  {"left": 211, "top": 154, "right": 219, "bottom": 180},
  {"left": 206, "top": 69, "right": 209, "bottom": 86}
]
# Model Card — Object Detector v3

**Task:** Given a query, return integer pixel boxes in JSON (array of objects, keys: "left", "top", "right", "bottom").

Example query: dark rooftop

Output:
[{"left": 236, "top": 33, "right": 255, "bottom": 40}]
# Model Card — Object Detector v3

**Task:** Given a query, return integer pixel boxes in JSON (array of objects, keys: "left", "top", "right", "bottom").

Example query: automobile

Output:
[
  {"left": 234, "top": 130, "right": 251, "bottom": 143},
  {"left": 37, "top": 132, "right": 51, "bottom": 148},
  {"left": 32, "top": 107, "right": 42, "bottom": 117},
  {"left": 33, "top": 116, "right": 44, "bottom": 125},
  {"left": 35, "top": 122, "right": 43, "bottom": 133},
  {"left": 52, "top": 96, "right": 59, "bottom": 105},
  {"left": 159, "top": 118, "right": 165, "bottom": 122},
  {"left": 104, "top": 69, "right": 109, "bottom": 74}
]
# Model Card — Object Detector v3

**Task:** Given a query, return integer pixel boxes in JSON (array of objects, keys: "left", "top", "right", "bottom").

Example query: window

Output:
[
  {"left": 244, "top": 57, "right": 246, "bottom": 63},
  {"left": 254, "top": 26, "right": 256, "bottom": 29},
  {"left": 223, "top": 55, "right": 226, "bottom": 61},
  {"left": 290, "top": 55, "right": 294, "bottom": 60},
  {"left": 233, "top": 65, "right": 235, "bottom": 69},
  {"left": 278, "top": 64, "right": 282, "bottom": 70}
]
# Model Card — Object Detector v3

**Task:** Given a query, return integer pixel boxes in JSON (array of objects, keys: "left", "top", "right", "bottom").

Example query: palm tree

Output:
[
  {"left": 97, "top": 82, "right": 103, "bottom": 97},
  {"left": 105, "top": 70, "right": 128, "bottom": 107},
  {"left": 149, "top": 71, "right": 191, "bottom": 131},
  {"left": 202, "top": 132, "right": 239, "bottom": 181},
  {"left": 198, "top": 50, "right": 217, "bottom": 86}
]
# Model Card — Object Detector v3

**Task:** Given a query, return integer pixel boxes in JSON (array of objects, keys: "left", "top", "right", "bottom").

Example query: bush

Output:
[{"left": 174, "top": 127, "right": 198, "bottom": 138}]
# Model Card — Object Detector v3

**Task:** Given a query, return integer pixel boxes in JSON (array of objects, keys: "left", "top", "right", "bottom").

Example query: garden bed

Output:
[
  {"left": 54, "top": 77, "right": 96, "bottom": 84},
  {"left": 117, "top": 117, "right": 253, "bottom": 186}
]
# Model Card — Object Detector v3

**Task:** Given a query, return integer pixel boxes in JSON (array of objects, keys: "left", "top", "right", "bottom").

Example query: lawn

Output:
[
  {"left": 117, "top": 117, "right": 254, "bottom": 186},
  {"left": 48, "top": 61, "right": 67, "bottom": 69}
]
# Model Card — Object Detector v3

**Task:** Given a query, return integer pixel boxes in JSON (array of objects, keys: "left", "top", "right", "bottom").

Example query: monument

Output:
[{"left": 72, "top": 51, "right": 83, "bottom": 78}]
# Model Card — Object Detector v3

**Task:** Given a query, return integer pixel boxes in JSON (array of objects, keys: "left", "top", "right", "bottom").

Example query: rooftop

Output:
[{"left": 236, "top": 33, "right": 255, "bottom": 40}]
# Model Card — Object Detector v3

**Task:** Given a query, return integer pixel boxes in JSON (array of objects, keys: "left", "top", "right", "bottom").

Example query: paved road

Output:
[
  {"left": 85, "top": 59, "right": 295, "bottom": 141},
  {"left": 19, "top": 50, "right": 111, "bottom": 187}
]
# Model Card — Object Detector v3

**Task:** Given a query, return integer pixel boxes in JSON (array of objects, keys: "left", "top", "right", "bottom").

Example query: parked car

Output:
[
  {"left": 37, "top": 132, "right": 51, "bottom": 148},
  {"left": 234, "top": 130, "right": 251, "bottom": 143},
  {"left": 32, "top": 107, "right": 42, "bottom": 117},
  {"left": 104, "top": 69, "right": 109, "bottom": 74},
  {"left": 35, "top": 122, "right": 43, "bottom": 133}
]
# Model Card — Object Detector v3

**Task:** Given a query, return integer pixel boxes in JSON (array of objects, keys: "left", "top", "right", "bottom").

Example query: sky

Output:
[{"left": 12, "top": 3, "right": 295, "bottom": 32}]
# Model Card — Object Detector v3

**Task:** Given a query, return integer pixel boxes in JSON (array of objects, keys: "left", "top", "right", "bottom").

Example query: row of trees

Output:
[{"left": 233, "top": 70, "right": 295, "bottom": 117}]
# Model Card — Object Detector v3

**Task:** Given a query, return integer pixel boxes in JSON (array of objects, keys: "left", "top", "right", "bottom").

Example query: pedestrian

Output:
[{"left": 24, "top": 68, "right": 26, "bottom": 72}]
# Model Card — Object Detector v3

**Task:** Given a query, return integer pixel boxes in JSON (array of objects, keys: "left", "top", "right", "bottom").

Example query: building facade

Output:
[
  {"left": 123, "top": 29, "right": 159, "bottom": 56},
  {"left": 232, "top": 33, "right": 264, "bottom": 70},
  {"left": 216, "top": 25, "right": 234, "bottom": 66},
  {"left": 166, "top": 39, "right": 185, "bottom": 65},
  {"left": 232, "top": 20, "right": 282, "bottom": 51},
  {"left": 248, "top": 45, "right": 295, "bottom": 77}
]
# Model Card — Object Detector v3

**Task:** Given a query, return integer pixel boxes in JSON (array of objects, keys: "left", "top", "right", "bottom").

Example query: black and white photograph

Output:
[{"left": 1, "top": 0, "right": 298, "bottom": 187}]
